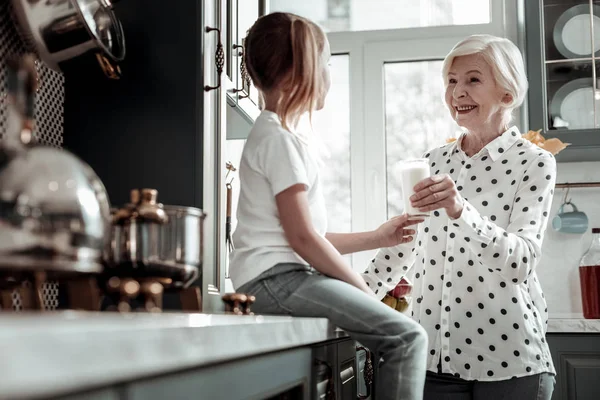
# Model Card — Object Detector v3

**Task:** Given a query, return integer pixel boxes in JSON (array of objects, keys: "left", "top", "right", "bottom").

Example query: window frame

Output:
[{"left": 322, "top": 0, "right": 523, "bottom": 270}]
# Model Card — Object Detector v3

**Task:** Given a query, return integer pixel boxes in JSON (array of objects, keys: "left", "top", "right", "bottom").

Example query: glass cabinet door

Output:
[
  {"left": 543, "top": 0, "right": 600, "bottom": 131},
  {"left": 226, "top": 0, "right": 263, "bottom": 122},
  {"left": 526, "top": 0, "right": 600, "bottom": 161}
]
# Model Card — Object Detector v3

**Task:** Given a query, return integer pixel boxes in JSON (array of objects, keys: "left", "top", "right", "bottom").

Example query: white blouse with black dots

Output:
[{"left": 362, "top": 126, "right": 557, "bottom": 381}]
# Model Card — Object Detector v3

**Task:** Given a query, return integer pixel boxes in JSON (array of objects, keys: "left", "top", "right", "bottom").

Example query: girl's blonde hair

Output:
[
  {"left": 442, "top": 34, "right": 528, "bottom": 128},
  {"left": 244, "top": 12, "right": 326, "bottom": 132}
]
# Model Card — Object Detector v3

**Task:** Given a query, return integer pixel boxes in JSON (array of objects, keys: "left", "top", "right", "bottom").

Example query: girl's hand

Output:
[
  {"left": 410, "top": 174, "right": 464, "bottom": 219},
  {"left": 375, "top": 214, "right": 423, "bottom": 248}
]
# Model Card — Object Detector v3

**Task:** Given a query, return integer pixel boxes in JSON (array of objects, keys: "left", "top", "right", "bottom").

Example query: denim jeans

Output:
[
  {"left": 423, "top": 370, "right": 556, "bottom": 400},
  {"left": 237, "top": 263, "right": 428, "bottom": 400}
]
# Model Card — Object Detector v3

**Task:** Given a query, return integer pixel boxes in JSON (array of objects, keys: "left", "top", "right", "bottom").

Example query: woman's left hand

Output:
[{"left": 410, "top": 174, "right": 464, "bottom": 219}]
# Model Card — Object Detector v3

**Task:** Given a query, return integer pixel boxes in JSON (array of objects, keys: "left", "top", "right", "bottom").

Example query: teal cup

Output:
[{"left": 552, "top": 202, "right": 588, "bottom": 234}]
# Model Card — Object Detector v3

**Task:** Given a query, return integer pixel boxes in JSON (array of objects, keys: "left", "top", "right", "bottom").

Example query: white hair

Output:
[{"left": 441, "top": 34, "right": 528, "bottom": 127}]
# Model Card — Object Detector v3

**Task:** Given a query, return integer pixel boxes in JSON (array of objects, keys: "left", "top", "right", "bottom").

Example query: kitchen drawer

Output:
[
  {"left": 547, "top": 333, "right": 600, "bottom": 400},
  {"left": 125, "top": 348, "right": 311, "bottom": 400},
  {"left": 53, "top": 387, "right": 123, "bottom": 400}
]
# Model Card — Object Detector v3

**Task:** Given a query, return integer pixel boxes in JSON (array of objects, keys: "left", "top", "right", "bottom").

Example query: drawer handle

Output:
[
  {"left": 356, "top": 346, "right": 374, "bottom": 399},
  {"left": 231, "top": 43, "right": 251, "bottom": 99}
]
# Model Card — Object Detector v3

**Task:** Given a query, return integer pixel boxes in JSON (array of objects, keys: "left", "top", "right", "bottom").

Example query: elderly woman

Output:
[{"left": 362, "top": 34, "right": 556, "bottom": 399}]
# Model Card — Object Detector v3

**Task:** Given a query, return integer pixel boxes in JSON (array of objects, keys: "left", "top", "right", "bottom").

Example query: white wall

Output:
[{"left": 538, "top": 162, "right": 600, "bottom": 318}]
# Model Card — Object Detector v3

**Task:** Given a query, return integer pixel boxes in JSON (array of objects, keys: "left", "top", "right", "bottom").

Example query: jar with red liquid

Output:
[{"left": 579, "top": 228, "right": 600, "bottom": 319}]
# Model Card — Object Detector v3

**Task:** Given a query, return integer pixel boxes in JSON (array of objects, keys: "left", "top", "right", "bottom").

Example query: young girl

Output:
[{"left": 229, "top": 12, "right": 427, "bottom": 400}]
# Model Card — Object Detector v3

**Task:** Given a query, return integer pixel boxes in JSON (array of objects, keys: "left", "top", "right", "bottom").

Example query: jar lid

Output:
[{"left": 593, "top": 228, "right": 600, "bottom": 234}]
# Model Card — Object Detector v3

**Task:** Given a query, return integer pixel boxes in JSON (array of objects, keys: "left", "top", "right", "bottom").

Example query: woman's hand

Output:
[
  {"left": 375, "top": 214, "right": 423, "bottom": 248},
  {"left": 410, "top": 174, "right": 464, "bottom": 219}
]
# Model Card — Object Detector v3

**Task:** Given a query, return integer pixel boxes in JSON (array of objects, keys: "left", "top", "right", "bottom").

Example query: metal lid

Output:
[
  {"left": 77, "top": 0, "right": 126, "bottom": 61},
  {"left": 163, "top": 205, "right": 206, "bottom": 218}
]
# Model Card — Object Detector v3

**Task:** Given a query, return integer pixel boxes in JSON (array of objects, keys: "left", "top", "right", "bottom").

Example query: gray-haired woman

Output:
[{"left": 363, "top": 34, "right": 557, "bottom": 400}]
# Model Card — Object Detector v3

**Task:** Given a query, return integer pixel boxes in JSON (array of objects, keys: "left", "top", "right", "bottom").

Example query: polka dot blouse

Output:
[{"left": 362, "top": 127, "right": 557, "bottom": 381}]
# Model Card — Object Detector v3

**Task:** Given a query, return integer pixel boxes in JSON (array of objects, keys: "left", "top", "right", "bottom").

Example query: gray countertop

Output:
[
  {"left": 547, "top": 318, "right": 600, "bottom": 333},
  {"left": 1, "top": 312, "right": 597, "bottom": 399},
  {"left": 0, "top": 312, "right": 335, "bottom": 400}
]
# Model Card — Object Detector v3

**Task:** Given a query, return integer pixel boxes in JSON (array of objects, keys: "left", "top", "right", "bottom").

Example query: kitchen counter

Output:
[
  {"left": 0, "top": 312, "right": 337, "bottom": 400},
  {"left": 547, "top": 318, "right": 600, "bottom": 333}
]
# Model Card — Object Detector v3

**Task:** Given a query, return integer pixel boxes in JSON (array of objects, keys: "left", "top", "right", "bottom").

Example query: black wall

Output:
[{"left": 63, "top": 1, "right": 205, "bottom": 209}]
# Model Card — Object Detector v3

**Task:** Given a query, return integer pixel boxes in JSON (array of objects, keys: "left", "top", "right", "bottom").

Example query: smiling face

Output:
[{"left": 444, "top": 53, "right": 512, "bottom": 133}]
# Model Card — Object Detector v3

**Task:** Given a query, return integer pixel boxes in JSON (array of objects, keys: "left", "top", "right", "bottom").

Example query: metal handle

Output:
[
  {"left": 356, "top": 346, "right": 373, "bottom": 399},
  {"left": 231, "top": 44, "right": 245, "bottom": 94},
  {"left": 231, "top": 43, "right": 251, "bottom": 99},
  {"left": 204, "top": 26, "right": 225, "bottom": 92},
  {"left": 95, "top": 53, "right": 122, "bottom": 80}
]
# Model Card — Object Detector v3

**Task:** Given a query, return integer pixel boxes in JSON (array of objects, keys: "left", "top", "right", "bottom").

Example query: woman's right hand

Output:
[{"left": 411, "top": 173, "right": 465, "bottom": 219}]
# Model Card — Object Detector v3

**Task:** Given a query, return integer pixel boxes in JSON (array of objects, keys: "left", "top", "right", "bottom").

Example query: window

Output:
[
  {"left": 384, "top": 60, "right": 459, "bottom": 218},
  {"left": 269, "top": 0, "right": 490, "bottom": 32},
  {"left": 314, "top": 54, "right": 352, "bottom": 233}
]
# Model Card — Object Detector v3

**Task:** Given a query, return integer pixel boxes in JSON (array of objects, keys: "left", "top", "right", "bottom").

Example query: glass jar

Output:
[{"left": 579, "top": 228, "right": 600, "bottom": 319}]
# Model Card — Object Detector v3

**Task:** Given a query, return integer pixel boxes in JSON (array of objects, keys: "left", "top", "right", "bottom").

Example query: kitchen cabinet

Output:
[
  {"left": 61, "top": 0, "right": 228, "bottom": 311},
  {"left": 126, "top": 347, "right": 312, "bottom": 400},
  {"left": 225, "top": 0, "right": 266, "bottom": 127},
  {"left": 524, "top": 0, "right": 600, "bottom": 162},
  {"left": 312, "top": 337, "right": 362, "bottom": 399},
  {"left": 50, "top": 338, "right": 365, "bottom": 400},
  {"left": 55, "top": 388, "right": 123, "bottom": 400},
  {"left": 547, "top": 333, "right": 600, "bottom": 400}
]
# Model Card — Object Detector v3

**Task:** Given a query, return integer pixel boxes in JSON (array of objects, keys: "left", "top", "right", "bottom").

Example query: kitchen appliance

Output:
[
  {"left": 0, "top": 54, "right": 111, "bottom": 310},
  {"left": 105, "top": 188, "right": 205, "bottom": 289},
  {"left": 579, "top": 227, "right": 600, "bottom": 319},
  {"left": 0, "top": 53, "right": 111, "bottom": 274},
  {"left": 10, "top": 0, "right": 126, "bottom": 78}
]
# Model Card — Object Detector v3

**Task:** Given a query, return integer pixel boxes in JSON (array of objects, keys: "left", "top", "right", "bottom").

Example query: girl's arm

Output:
[
  {"left": 276, "top": 184, "right": 373, "bottom": 295},
  {"left": 326, "top": 215, "right": 420, "bottom": 254}
]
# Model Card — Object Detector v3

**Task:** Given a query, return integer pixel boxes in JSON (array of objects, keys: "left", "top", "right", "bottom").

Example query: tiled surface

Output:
[{"left": 538, "top": 161, "right": 600, "bottom": 319}]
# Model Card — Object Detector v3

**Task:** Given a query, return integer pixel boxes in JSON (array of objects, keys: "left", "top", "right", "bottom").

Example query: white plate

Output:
[
  {"left": 553, "top": 4, "right": 600, "bottom": 59},
  {"left": 550, "top": 78, "right": 600, "bottom": 130}
]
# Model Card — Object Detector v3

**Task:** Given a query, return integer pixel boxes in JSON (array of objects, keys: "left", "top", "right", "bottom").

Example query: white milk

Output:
[{"left": 399, "top": 158, "right": 431, "bottom": 217}]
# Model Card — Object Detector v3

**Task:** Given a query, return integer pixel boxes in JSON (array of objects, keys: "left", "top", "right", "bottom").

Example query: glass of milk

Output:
[{"left": 398, "top": 158, "right": 431, "bottom": 218}]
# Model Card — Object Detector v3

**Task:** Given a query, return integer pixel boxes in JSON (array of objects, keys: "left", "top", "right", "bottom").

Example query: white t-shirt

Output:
[{"left": 229, "top": 110, "right": 328, "bottom": 289}]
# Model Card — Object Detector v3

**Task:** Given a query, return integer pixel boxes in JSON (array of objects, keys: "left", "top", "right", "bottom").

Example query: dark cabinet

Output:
[
  {"left": 61, "top": 0, "right": 229, "bottom": 308},
  {"left": 126, "top": 348, "right": 311, "bottom": 400},
  {"left": 312, "top": 337, "right": 361, "bottom": 400},
  {"left": 547, "top": 333, "right": 600, "bottom": 400},
  {"left": 524, "top": 0, "right": 600, "bottom": 162},
  {"left": 47, "top": 338, "right": 368, "bottom": 400}
]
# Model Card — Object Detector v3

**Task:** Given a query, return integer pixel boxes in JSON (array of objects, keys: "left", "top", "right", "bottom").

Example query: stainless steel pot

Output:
[
  {"left": 105, "top": 189, "right": 205, "bottom": 288},
  {"left": 0, "top": 54, "right": 111, "bottom": 274},
  {"left": 11, "top": 0, "right": 126, "bottom": 78}
]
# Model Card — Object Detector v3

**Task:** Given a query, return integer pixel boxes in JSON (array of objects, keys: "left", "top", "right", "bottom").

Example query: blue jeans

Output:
[
  {"left": 423, "top": 370, "right": 556, "bottom": 400},
  {"left": 237, "top": 263, "right": 428, "bottom": 400}
]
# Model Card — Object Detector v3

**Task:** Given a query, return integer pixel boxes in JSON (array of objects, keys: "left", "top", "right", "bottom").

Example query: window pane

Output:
[
  {"left": 314, "top": 54, "right": 352, "bottom": 234},
  {"left": 384, "top": 60, "right": 459, "bottom": 218},
  {"left": 269, "top": 0, "right": 490, "bottom": 32}
]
